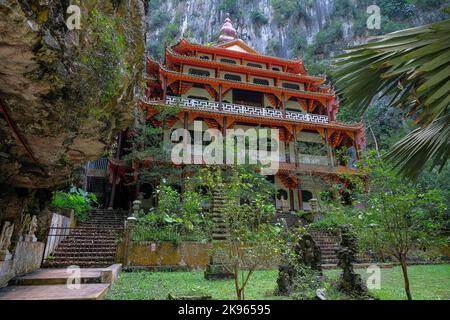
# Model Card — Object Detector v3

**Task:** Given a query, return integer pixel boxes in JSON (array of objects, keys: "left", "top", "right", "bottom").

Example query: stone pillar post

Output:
[{"left": 122, "top": 216, "right": 137, "bottom": 266}]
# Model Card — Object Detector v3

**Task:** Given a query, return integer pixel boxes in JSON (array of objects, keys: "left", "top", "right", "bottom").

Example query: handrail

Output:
[{"left": 145, "top": 96, "right": 329, "bottom": 124}]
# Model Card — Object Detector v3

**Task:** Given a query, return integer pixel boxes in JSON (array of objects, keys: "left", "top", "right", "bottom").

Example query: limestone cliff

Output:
[
  {"left": 146, "top": 0, "right": 448, "bottom": 73},
  {"left": 0, "top": 0, "right": 146, "bottom": 189}
]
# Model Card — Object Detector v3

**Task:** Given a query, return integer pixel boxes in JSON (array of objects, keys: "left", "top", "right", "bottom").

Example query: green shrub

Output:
[
  {"left": 51, "top": 187, "right": 99, "bottom": 222},
  {"left": 149, "top": 10, "right": 169, "bottom": 29},
  {"left": 134, "top": 185, "right": 209, "bottom": 242},
  {"left": 218, "top": 0, "right": 240, "bottom": 16},
  {"left": 250, "top": 10, "right": 269, "bottom": 25},
  {"left": 270, "top": 0, "right": 296, "bottom": 23},
  {"left": 308, "top": 204, "right": 355, "bottom": 232},
  {"left": 77, "top": 9, "right": 129, "bottom": 117},
  {"left": 133, "top": 223, "right": 208, "bottom": 242}
]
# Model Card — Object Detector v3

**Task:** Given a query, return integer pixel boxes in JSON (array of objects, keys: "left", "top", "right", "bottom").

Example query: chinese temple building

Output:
[{"left": 109, "top": 17, "right": 366, "bottom": 212}]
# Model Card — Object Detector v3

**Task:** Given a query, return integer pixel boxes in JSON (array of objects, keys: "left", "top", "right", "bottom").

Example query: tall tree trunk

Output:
[
  {"left": 399, "top": 257, "right": 412, "bottom": 300},
  {"left": 233, "top": 270, "right": 242, "bottom": 300}
]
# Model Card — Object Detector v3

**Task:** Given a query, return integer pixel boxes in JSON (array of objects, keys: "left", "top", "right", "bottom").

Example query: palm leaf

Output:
[
  {"left": 384, "top": 115, "right": 450, "bottom": 178},
  {"left": 333, "top": 19, "right": 450, "bottom": 177},
  {"left": 333, "top": 19, "right": 450, "bottom": 125}
]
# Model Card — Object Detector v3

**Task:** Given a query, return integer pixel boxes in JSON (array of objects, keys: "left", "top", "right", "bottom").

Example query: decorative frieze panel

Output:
[{"left": 163, "top": 96, "right": 329, "bottom": 124}]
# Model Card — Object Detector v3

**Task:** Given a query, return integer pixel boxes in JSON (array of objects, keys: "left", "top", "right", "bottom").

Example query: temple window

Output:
[
  {"left": 297, "top": 141, "right": 327, "bottom": 156},
  {"left": 282, "top": 82, "right": 300, "bottom": 90},
  {"left": 199, "top": 55, "right": 210, "bottom": 60},
  {"left": 224, "top": 74, "right": 242, "bottom": 82},
  {"left": 188, "top": 68, "right": 211, "bottom": 77},
  {"left": 220, "top": 58, "right": 237, "bottom": 64},
  {"left": 272, "top": 67, "right": 281, "bottom": 71},
  {"left": 247, "top": 62, "right": 263, "bottom": 68},
  {"left": 253, "top": 78, "right": 270, "bottom": 86},
  {"left": 233, "top": 89, "right": 263, "bottom": 107}
]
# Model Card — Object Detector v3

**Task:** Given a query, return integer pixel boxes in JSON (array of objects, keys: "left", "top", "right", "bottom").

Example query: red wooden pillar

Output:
[
  {"left": 297, "top": 187, "right": 303, "bottom": 210},
  {"left": 162, "top": 76, "right": 168, "bottom": 101},
  {"left": 219, "top": 84, "right": 223, "bottom": 109},
  {"left": 326, "top": 100, "right": 331, "bottom": 120},
  {"left": 289, "top": 189, "right": 294, "bottom": 211}
]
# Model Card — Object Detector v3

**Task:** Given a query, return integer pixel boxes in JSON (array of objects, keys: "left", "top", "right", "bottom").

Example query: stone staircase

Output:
[
  {"left": 205, "top": 186, "right": 233, "bottom": 280},
  {"left": 309, "top": 229, "right": 373, "bottom": 267},
  {"left": 210, "top": 187, "right": 230, "bottom": 241},
  {"left": 309, "top": 229, "right": 341, "bottom": 266},
  {"left": 43, "top": 210, "right": 126, "bottom": 268}
]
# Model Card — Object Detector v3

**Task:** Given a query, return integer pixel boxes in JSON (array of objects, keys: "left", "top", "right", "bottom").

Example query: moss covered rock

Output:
[{"left": 0, "top": 0, "right": 145, "bottom": 188}]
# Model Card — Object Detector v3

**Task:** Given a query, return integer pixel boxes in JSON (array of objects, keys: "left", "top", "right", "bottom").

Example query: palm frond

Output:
[
  {"left": 384, "top": 115, "right": 450, "bottom": 179},
  {"left": 333, "top": 19, "right": 450, "bottom": 126},
  {"left": 333, "top": 19, "right": 450, "bottom": 177}
]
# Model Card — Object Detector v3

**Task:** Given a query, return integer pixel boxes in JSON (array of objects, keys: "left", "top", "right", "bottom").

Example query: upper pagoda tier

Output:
[
  {"left": 171, "top": 38, "right": 308, "bottom": 75},
  {"left": 141, "top": 16, "right": 365, "bottom": 152}
]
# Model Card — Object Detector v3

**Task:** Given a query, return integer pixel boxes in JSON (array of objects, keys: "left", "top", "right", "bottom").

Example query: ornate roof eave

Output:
[
  {"left": 164, "top": 49, "right": 325, "bottom": 85},
  {"left": 157, "top": 65, "right": 334, "bottom": 103},
  {"left": 171, "top": 38, "right": 305, "bottom": 74},
  {"left": 146, "top": 57, "right": 162, "bottom": 76}
]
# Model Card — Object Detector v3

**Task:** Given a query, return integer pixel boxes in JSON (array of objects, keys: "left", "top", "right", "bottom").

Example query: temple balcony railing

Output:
[{"left": 144, "top": 96, "right": 329, "bottom": 124}]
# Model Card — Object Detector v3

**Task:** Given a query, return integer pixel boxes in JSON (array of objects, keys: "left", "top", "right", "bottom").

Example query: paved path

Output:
[
  {"left": 0, "top": 284, "right": 110, "bottom": 300},
  {"left": 10, "top": 268, "right": 103, "bottom": 285},
  {"left": 0, "top": 266, "right": 120, "bottom": 300}
]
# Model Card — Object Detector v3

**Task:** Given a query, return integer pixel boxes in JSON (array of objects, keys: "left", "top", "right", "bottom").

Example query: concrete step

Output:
[
  {"left": 57, "top": 243, "right": 117, "bottom": 248},
  {"left": 53, "top": 252, "right": 115, "bottom": 258},
  {"left": 0, "top": 284, "right": 110, "bottom": 300},
  {"left": 61, "top": 234, "right": 118, "bottom": 239},
  {"left": 45, "top": 261, "right": 114, "bottom": 268},
  {"left": 9, "top": 268, "right": 103, "bottom": 286}
]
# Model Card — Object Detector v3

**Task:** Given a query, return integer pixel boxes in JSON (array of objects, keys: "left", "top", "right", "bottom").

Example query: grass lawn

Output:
[{"left": 106, "top": 264, "right": 450, "bottom": 300}]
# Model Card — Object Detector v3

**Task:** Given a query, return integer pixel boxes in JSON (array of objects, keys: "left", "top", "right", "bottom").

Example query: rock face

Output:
[
  {"left": 146, "top": 0, "right": 447, "bottom": 61},
  {"left": 0, "top": 0, "right": 146, "bottom": 189}
]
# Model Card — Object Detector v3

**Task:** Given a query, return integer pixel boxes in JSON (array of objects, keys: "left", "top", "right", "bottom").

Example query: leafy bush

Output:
[
  {"left": 51, "top": 187, "right": 99, "bottom": 222},
  {"left": 250, "top": 10, "right": 269, "bottom": 25},
  {"left": 308, "top": 205, "right": 354, "bottom": 232},
  {"left": 270, "top": 0, "right": 296, "bottom": 23},
  {"left": 290, "top": 265, "right": 327, "bottom": 300},
  {"left": 133, "top": 223, "right": 208, "bottom": 242},
  {"left": 149, "top": 10, "right": 169, "bottom": 29},
  {"left": 134, "top": 185, "right": 208, "bottom": 242}
]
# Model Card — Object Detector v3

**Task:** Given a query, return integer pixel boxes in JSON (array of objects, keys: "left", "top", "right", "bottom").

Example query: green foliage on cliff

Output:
[
  {"left": 77, "top": 9, "right": 130, "bottom": 121},
  {"left": 250, "top": 9, "right": 269, "bottom": 25}
]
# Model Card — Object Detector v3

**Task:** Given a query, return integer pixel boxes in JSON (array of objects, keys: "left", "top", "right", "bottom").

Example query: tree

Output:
[
  {"left": 356, "top": 153, "right": 447, "bottom": 300},
  {"left": 311, "top": 151, "right": 447, "bottom": 300},
  {"left": 333, "top": 17, "right": 450, "bottom": 178},
  {"left": 199, "top": 165, "right": 280, "bottom": 300},
  {"left": 124, "top": 104, "right": 183, "bottom": 195}
]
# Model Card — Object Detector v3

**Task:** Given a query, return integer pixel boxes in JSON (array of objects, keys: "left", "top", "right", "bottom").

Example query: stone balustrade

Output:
[{"left": 149, "top": 96, "right": 329, "bottom": 124}]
